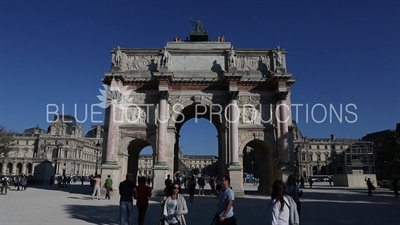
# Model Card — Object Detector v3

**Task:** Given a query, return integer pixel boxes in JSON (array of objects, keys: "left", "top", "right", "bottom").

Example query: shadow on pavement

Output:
[
  {"left": 27, "top": 182, "right": 95, "bottom": 195},
  {"left": 64, "top": 204, "right": 120, "bottom": 225}
]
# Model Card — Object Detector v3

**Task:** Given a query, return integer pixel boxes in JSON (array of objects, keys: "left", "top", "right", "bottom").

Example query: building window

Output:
[
  {"left": 317, "top": 154, "right": 321, "bottom": 161},
  {"left": 317, "top": 145, "right": 320, "bottom": 150},
  {"left": 26, "top": 141, "right": 29, "bottom": 145},
  {"left": 64, "top": 150, "right": 68, "bottom": 158},
  {"left": 56, "top": 128, "right": 60, "bottom": 136},
  {"left": 301, "top": 153, "right": 306, "bottom": 161},
  {"left": 325, "top": 145, "right": 328, "bottom": 149},
  {"left": 309, "top": 153, "right": 313, "bottom": 161},
  {"left": 66, "top": 141, "right": 69, "bottom": 145}
]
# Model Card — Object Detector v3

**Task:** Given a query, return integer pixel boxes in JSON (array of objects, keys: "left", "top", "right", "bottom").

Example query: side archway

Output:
[
  {"left": 240, "top": 137, "right": 274, "bottom": 195},
  {"left": 126, "top": 138, "right": 155, "bottom": 185}
]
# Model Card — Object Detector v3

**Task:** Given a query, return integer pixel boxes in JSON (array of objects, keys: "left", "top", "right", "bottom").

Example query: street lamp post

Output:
[{"left": 95, "top": 141, "right": 101, "bottom": 176}]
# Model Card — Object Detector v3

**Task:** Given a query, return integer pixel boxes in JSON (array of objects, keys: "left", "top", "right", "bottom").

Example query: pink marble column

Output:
[
  {"left": 229, "top": 91, "right": 240, "bottom": 165},
  {"left": 106, "top": 103, "right": 117, "bottom": 162},
  {"left": 277, "top": 92, "right": 289, "bottom": 163},
  {"left": 157, "top": 91, "right": 169, "bottom": 164}
]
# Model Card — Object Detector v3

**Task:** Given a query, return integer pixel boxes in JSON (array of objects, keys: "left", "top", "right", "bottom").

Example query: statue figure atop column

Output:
[
  {"left": 112, "top": 46, "right": 122, "bottom": 67},
  {"left": 160, "top": 46, "right": 169, "bottom": 68},
  {"left": 227, "top": 46, "right": 237, "bottom": 71},
  {"left": 274, "top": 44, "right": 286, "bottom": 73}
]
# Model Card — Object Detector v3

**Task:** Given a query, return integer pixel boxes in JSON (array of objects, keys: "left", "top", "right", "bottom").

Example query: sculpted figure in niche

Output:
[
  {"left": 227, "top": 46, "right": 236, "bottom": 67},
  {"left": 126, "top": 106, "right": 139, "bottom": 124},
  {"left": 160, "top": 46, "right": 169, "bottom": 67},
  {"left": 266, "top": 55, "right": 271, "bottom": 72},
  {"left": 240, "top": 107, "right": 259, "bottom": 124},
  {"left": 139, "top": 109, "right": 147, "bottom": 124}
]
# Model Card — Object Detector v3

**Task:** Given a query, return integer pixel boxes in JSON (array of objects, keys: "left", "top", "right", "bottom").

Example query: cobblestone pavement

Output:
[{"left": 1, "top": 182, "right": 399, "bottom": 225}]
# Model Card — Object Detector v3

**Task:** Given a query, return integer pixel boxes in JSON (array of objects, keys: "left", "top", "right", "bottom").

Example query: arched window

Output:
[{"left": 301, "top": 152, "right": 306, "bottom": 161}]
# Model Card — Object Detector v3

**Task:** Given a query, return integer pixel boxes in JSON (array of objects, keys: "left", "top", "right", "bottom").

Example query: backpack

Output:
[{"left": 284, "top": 195, "right": 300, "bottom": 225}]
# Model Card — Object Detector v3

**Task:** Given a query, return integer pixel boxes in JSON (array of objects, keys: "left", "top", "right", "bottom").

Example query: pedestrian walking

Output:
[
  {"left": 1, "top": 176, "right": 9, "bottom": 195},
  {"left": 392, "top": 179, "right": 399, "bottom": 198},
  {"left": 134, "top": 176, "right": 152, "bottom": 225},
  {"left": 119, "top": 173, "right": 135, "bottom": 225},
  {"left": 162, "top": 182, "right": 188, "bottom": 225},
  {"left": 365, "top": 177, "right": 374, "bottom": 196},
  {"left": 188, "top": 176, "right": 196, "bottom": 203},
  {"left": 270, "top": 180, "right": 291, "bottom": 225},
  {"left": 104, "top": 175, "right": 113, "bottom": 200},
  {"left": 214, "top": 175, "right": 236, "bottom": 225},
  {"left": 91, "top": 175, "right": 101, "bottom": 200},
  {"left": 285, "top": 174, "right": 303, "bottom": 218}
]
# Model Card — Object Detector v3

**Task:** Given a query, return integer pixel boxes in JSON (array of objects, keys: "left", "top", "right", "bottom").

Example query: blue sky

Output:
[{"left": 0, "top": 1, "right": 399, "bottom": 156}]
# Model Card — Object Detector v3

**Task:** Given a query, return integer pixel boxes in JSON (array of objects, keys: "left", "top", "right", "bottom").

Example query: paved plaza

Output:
[{"left": 1, "top": 182, "right": 399, "bottom": 225}]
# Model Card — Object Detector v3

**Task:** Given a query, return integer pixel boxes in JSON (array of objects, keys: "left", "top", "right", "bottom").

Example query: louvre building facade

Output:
[{"left": 0, "top": 115, "right": 103, "bottom": 183}]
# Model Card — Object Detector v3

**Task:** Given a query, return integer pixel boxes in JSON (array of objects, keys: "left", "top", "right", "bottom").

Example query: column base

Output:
[
  {"left": 101, "top": 162, "right": 121, "bottom": 192},
  {"left": 154, "top": 162, "right": 168, "bottom": 169},
  {"left": 102, "top": 161, "right": 119, "bottom": 168},
  {"left": 278, "top": 162, "right": 295, "bottom": 182},
  {"left": 152, "top": 164, "right": 169, "bottom": 196},
  {"left": 228, "top": 165, "right": 244, "bottom": 196}
]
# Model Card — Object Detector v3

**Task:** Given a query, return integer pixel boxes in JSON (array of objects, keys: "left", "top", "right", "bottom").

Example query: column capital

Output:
[
  {"left": 228, "top": 91, "right": 239, "bottom": 100},
  {"left": 276, "top": 91, "right": 288, "bottom": 101},
  {"left": 158, "top": 90, "right": 169, "bottom": 100}
]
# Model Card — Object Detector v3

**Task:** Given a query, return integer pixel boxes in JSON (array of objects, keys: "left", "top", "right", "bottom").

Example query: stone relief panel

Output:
[
  {"left": 123, "top": 105, "right": 155, "bottom": 125},
  {"left": 112, "top": 53, "right": 159, "bottom": 72},
  {"left": 240, "top": 107, "right": 260, "bottom": 125},
  {"left": 168, "top": 95, "right": 193, "bottom": 118},
  {"left": 171, "top": 56, "right": 225, "bottom": 71},
  {"left": 239, "top": 104, "right": 273, "bottom": 125},
  {"left": 124, "top": 94, "right": 159, "bottom": 105},
  {"left": 238, "top": 95, "right": 261, "bottom": 105},
  {"left": 235, "top": 56, "right": 271, "bottom": 72}
]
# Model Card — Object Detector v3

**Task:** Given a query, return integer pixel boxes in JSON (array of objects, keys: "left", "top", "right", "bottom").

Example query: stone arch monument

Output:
[{"left": 101, "top": 28, "right": 296, "bottom": 195}]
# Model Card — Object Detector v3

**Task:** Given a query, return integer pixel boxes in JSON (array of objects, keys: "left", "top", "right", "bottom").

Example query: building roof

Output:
[
  {"left": 23, "top": 125, "right": 46, "bottom": 135},
  {"left": 85, "top": 125, "right": 104, "bottom": 138}
]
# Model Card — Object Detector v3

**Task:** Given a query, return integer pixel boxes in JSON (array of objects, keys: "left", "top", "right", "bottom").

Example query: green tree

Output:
[
  {"left": 380, "top": 132, "right": 400, "bottom": 176},
  {"left": 0, "top": 125, "right": 16, "bottom": 157}
]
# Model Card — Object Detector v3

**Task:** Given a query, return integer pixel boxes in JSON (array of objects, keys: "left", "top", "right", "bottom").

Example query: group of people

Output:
[{"left": 117, "top": 173, "right": 237, "bottom": 225}]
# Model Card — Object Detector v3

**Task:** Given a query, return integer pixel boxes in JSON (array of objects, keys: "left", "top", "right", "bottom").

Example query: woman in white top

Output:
[
  {"left": 162, "top": 182, "right": 188, "bottom": 225},
  {"left": 270, "top": 180, "right": 290, "bottom": 225}
]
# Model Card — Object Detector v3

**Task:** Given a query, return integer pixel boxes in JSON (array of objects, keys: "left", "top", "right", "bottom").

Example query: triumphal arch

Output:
[{"left": 100, "top": 23, "right": 296, "bottom": 195}]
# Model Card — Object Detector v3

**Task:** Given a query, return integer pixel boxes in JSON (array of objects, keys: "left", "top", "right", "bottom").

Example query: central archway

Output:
[{"left": 173, "top": 102, "right": 225, "bottom": 179}]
